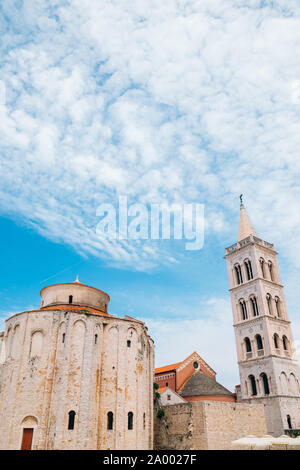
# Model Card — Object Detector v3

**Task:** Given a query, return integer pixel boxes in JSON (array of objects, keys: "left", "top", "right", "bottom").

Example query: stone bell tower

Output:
[{"left": 225, "top": 198, "right": 300, "bottom": 436}]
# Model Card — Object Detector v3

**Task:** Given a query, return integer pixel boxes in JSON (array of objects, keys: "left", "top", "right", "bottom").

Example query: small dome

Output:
[{"left": 40, "top": 281, "right": 110, "bottom": 313}]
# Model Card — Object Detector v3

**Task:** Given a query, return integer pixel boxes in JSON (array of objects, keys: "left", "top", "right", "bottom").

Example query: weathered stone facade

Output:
[
  {"left": 0, "top": 281, "right": 154, "bottom": 450},
  {"left": 154, "top": 401, "right": 267, "bottom": 450}
]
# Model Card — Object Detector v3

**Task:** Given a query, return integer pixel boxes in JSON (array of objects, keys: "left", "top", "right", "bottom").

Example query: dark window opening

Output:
[
  {"left": 107, "top": 412, "right": 113, "bottom": 430},
  {"left": 275, "top": 297, "right": 281, "bottom": 317},
  {"left": 283, "top": 336, "right": 288, "bottom": 351},
  {"left": 95, "top": 334, "right": 98, "bottom": 344},
  {"left": 68, "top": 410, "right": 76, "bottom": 430},
  {"left": 261, "top": 373, "right": 270, "bottom": 395},
  {"left": 127, "top": 340, "right": 131, "bottom": 348},
  {"left": 62, "top": 333, "right": 65, "bottom": 344},
  {"left": 128, "top": 412, "right": 133, "bottom": 430},
  {"left": 240, "top": 300, "right": 248, "bottom": 320},
  {"left": 235, "top": 265, "right": 243, "bottom": 285},
  {"left": 193, "top": 361, "right": 199, "bottom": 369},
  {"left": 287, "top": 415, "right": 292, "bottom": 430},
  {"left": 69, "top": 295, "right": 73, "bottom": 304},
  {"left": 274, "top": 334, "right": 279, "bottom": 349},
  {"left": 245, "top": 260, "right": 253, "bottom": 280},
  {"left": 250, "top": 297, "right": 259, "bottom": 317},
  {"left": 256, "top": 334, "right": 263, "bottom": 351},
  {"left": 245, "top": 337, "right": 252, "bottom": 353},
  {"left": 249, "top": 375, "right": 257, "bottom": 396}
]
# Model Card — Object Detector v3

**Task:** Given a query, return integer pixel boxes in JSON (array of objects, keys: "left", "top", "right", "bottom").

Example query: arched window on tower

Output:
[
  {"left": 255, "top": 334, "right": 263, "bottom": 352},
  {"left": 274, "top": 333, "right": 279, "bottom": 350},
  {"left": 244, "top": 259, "right": 253, "bottom": 280},
  {"left": 69, "top": 295, "right": 73, "bottom": 304},
  {"left": 282, "top": 335, "right": 289, "bottom": 352},
  {"left": 249, "top": 375, "right": 257, "bottom": 396},
  {"left": 68, "top": 410, "right": 76, "bottom": 430},
  {"left": 234, "top": 264, "right": 243, "bottom": 285},
  {"left": 250, "top": 296, "right": 259, "bottom": 317},
  {"left": 244, "top": 337, "right": 252, "bottom": 358},
  {"left": 128, "top": 412, "right": 133, "bottom": 430},
  {"left": 268, "top": 261, "right": 274, "bottom": 281},
  {"left": 275, "top": 297, "right": 281, "bottom": 318},
  {"left": 107, "top": 412, "right": 113, "bottom": 430},
  {"left": 259, "top": 258, "right": 266, "bottom": 278},
  {"left": 260, "top": 373, "right": 270, "bottom": 395},
  {"left": 239, "top": 300, "right": 248, "bottom": 320},
  {"left": 266, "top": 294, "right": 272, "bottom": 315},
  {"left": 245, "top": 337, "right": 252, "bottom": 352},
  {"left": 287, "top": 415, "right": 292, "bottom": 430}
]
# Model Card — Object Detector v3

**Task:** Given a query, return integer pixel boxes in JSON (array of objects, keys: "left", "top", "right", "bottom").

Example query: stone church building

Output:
[
  {"left": 0, "top": 280, "right": 154, "bottom": 450},
  {"left": 155, "top": 351, "right": 236, "bottom": 403},
  {"left": 0, "top": 202, "right": 299, "bottom": 449}
]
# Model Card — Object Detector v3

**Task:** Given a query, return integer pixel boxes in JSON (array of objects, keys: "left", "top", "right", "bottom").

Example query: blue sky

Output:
[{"left": 1, "top": 0, "right": 300, "bottom": 390}]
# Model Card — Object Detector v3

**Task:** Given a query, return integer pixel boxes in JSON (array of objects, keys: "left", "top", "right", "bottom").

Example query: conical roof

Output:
[
  {"left": 180, "top": 371, "right": 234, "bottom": 398},
  {"left": 238, "top": 203, "right": 257, "bottom": 242}
]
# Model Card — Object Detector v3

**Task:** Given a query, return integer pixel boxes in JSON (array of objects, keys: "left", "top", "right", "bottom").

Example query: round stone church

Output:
[{"left": 0, "top": 278, "right": 154, "bottom": 450}]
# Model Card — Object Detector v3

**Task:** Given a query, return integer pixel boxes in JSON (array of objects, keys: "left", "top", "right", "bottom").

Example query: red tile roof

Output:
[
  {"left": 40, "top": 305, "right": 109, "bottom": 315},
  {"left": 155, "top": 351, "right": 216, "bottom": 377},
  {"left": 155, "top": 362, "right": 182, "bottom": 374}
]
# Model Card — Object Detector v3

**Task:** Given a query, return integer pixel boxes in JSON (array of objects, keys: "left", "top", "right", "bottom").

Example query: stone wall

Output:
[
  {"left": 241, "top": 394, "right": 300, "bottom": 436},
  {"left": 154, "top": 401, "right": 267, "bottom": 450}
]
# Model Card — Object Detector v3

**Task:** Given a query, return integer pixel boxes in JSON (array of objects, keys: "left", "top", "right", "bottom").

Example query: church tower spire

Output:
[
  {"left": 238, "top": 196, "right": 257, "bottom": 242},
  {"left": 225, "top": 200, "right": 300, "bottom": 436}
]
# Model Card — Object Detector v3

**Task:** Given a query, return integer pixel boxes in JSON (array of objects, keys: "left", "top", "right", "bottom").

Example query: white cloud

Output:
[{"left": 1, "top": 0, "right": 300, "bottom": 272}]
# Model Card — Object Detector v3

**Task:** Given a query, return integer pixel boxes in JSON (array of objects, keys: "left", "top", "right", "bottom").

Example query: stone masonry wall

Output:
[{"left": 154, "top": 401, "right": 267, "bottom": 450}]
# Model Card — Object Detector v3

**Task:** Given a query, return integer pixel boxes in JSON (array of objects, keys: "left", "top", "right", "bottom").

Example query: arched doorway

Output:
[{"left": 20, "top": 416, "right": 38, "bottom": 450}]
